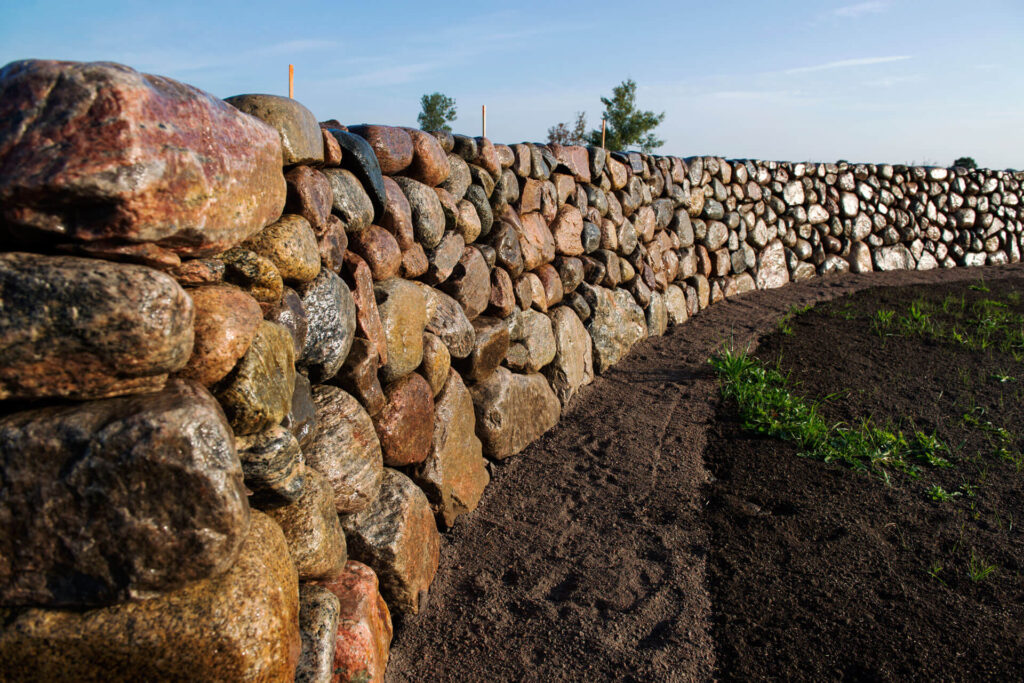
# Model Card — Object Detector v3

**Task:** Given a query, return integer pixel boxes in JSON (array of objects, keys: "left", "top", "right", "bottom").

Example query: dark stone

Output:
[
  {"left": 0, "top": 379, "right": 248, "bottom": 606},
  {"left": 265, "top": 287, "right": 309, "bottom": 359},
  {"left": 324, "top": 129, "right": 386, "bottom": 219},
  {"left": 283, "top": 373, "right": 318, "bottom": 448},
  {"left": 0, "top": 253, "right": 193, "bottom": 400},
  {"left": 236, "top": 425, "right": 306, "bottom": 509},
  {"left": 455, "top": 316, "right": 510, "bottom": 383}
]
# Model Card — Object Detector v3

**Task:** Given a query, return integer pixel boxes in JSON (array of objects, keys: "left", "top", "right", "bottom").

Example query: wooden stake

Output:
[
  {"left": 601, "top": 118, "right": 606, "bottom": 149},
  {"left": 482, "top": 105, "right": 487, "bottom": 138},
  {"left": 288, "top": 64, "right": 294, "bottom": 99}
]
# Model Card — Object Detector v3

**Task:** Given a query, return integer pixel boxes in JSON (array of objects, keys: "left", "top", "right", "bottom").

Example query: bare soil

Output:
[{"left": 387, "top": 263, "right": 1024, "bottom": 683}]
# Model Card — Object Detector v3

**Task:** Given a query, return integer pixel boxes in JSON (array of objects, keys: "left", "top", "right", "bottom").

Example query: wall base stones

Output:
[{"left": 2, "top": 57, "right": 1023, "bottom": 681}]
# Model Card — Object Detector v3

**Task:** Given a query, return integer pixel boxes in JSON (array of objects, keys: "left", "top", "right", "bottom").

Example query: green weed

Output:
[
  {"left": 928, "top": 485, "right": 961, "bottom": 502},
  {"left": 967, "top": 550, "right": 997, "bottom": 582}
]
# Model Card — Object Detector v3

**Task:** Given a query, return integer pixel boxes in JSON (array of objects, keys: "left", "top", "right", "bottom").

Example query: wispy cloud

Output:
[
  {"left": 785, "top": 55, "right": 911, "bottom": 75},
  {"left": 255, "top": 39, "right": 341, "bottom": 57},
  {"left": 832, "top": 1, "right": 889, "bottom": 18}
]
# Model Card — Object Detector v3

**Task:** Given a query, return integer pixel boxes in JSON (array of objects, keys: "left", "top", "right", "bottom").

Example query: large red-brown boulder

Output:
[
  {"left": 349, "top": 125, "right": 414, "bottom": 175},
  {"left": 373, "top": 373, "right": 435, "bottom": 467},
  {"left": 0, "top": 60, "right": 285, "bottom": 256}
]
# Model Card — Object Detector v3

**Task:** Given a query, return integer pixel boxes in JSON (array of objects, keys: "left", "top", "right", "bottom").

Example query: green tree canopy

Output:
[
  {"left": 585, "top": 79, "right": 665, "bottom": 153},
  {"left": 953, "top": 156, "right": 977, "bottom": 169},
  {"left": 547, "top": 112, "right": 588, "bottom": 146},
  {"left": 418, "top": 92, "right": 457, "bottom": 132}
]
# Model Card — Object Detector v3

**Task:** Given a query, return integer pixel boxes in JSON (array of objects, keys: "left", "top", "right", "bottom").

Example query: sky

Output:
[{"left": 2, "top": 0, "right": 1023, "bottom": 168}]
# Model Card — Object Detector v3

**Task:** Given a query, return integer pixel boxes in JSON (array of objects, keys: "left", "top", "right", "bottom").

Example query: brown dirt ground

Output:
[{"left": 387, "top": 263, "right": 1024, "bottom": 683}]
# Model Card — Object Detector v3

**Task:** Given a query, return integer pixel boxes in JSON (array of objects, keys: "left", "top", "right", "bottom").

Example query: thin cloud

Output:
[
  {"left": 785, "top": 55, "right": 911, "bottom": 75},
  {"left": 833, "top": 1, "right": 888, "bottom": 18},
  {"left": 256, "top": 39, "right": 341, "bottom": 56}
]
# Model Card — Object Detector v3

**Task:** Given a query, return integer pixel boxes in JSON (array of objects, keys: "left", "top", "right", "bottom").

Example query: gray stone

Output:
[
  {"left": 341, "top": 468, "right": 440, "bottom": 615},
  {"left": 393, "top": 177, "right": 445, "bottom": 249},
  {"left": 543, "top": 306, "right": 594, "bottom": 407},
  {"left": 295, "top": 584, "right": 341, "bottom": 683},
  {"left": 297, "top": 269, "right": 357, "bottom": 383},
  {"left": 580, "top": 284, "right": 647, "bottom": 373},
  {"left": 470, "top": 367, "right": 561, "bottom": 460},
  {"left": 873, "top": 244, "right": 916, "bottom": 271},
  {"left": 419, "top": 284, "right": 476, "bottom": 359},
  {"left": 323, "top": 168, "right": 374, "bottom": 233}
]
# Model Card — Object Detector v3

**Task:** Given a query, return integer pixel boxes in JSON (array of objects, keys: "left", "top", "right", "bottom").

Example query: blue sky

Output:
[{"left": 2, "top": 0, "right": 1022, "bottom": 168}]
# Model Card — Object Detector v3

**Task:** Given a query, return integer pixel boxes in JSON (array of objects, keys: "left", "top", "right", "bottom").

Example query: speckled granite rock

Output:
[
  {"left": 0, "top": 253, "right": 193, "bottom": 400},
  {"left": 266, "top": 467, "right": 347, "bottom": 581},
  {"left": 178, "top": 284, "right": 262, "bottom": 387},
  {"left": 0, "top": 60, "right": 285, "bottom": 257},
  {"left": 0, "top": 379, "right": 248, "bottom": 607},
  {"left": 307, "top": 385, "right": 383, "bottom": 514},
  {"left": 0, "top": 512, "right": 300, "bottom": 681},
  {"left": 341, "top": 468, "right": 439, "bottom": 615}
]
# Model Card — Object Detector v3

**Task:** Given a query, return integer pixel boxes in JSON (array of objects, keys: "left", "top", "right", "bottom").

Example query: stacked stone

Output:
[
  {"left": 0, "top": 60, "right": 391, "bottom": 683},
  {"left": 2, "top": 57, "right": 1024, "bottom": 682}
]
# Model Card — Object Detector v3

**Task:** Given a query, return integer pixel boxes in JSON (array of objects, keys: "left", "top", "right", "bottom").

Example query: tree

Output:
[
  {"left": 953, "top": 156, "right": 977, "bottom": 169},
  {"left": 585, "top": 79, "right": 665, "bottom": 153},
  {"left": 418, "top": 92, "right": 457, "bottom": 132},
  {"left": 547, "top": 111, "right": 588, "bottom": 146}
]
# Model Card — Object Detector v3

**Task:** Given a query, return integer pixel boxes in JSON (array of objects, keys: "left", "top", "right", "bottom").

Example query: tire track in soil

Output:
[{"left": 386, "top": 263, "right": 1024, "bottom": 683}]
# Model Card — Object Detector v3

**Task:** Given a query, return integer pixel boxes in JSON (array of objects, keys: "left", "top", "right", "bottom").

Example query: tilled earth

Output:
[{"left": 387, "top": 263, "right": 1024, "bottom": 683}]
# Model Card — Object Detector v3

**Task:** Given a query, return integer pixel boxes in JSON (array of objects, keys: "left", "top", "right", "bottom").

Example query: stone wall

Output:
[{"left": 1, "top": 59, "right": 1022, "bottom": 681}]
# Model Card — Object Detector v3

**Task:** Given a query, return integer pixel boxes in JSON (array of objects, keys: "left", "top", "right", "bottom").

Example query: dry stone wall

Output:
[{"left": 1, "top": 58, "right": 1022, "bottom": 681}]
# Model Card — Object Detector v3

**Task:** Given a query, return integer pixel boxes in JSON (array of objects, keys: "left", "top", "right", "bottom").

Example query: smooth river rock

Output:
[
  {"left": 241, "top": 213, "right": 321, "bottom": 285},
  {"left": 0, "top": 253, "right": 193, "bottom": 400},
  {"left": 236, "top": 424, "right": 306, "bottom": 509},
  {"left": 214, "top": 320, "right": 296, "bottom": 436},
  {"left": 308, "top": 385, "right": 384, "bottom": 514},
  {"left": 225, "top": 93, "right": 324, "bottom": 166},
  {"left": 179, "top": 284, "right": 262, "bottom": 387},
  {"left": 0, "top": 60, "right": 285, "bottom": 257},
  {"left": 374, "top": 278, "right": 427, "bottom": 384},
  {"left": 0, "top": 379, "right": 248, "bottom": 607}
]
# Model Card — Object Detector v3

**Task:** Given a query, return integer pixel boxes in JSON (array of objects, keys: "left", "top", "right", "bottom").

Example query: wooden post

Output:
[
  {"left": 482, "top": 105, "right": 487, "bottom": 138},
  {"left": 601, "top": 118, "right": 606, "bottom": 149},
  {"left": 288, "top": 64, "right": 294, "bottom": 99}
]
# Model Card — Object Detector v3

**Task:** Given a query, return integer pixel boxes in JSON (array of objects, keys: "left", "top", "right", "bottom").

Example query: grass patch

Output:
[{"left": 710, "top": 348, "right": 952, "bottom": 478}]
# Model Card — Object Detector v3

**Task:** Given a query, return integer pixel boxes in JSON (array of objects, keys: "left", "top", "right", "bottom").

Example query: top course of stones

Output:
[{"left": 0, "top": 59, "right": 1022, "bottom": 681}]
